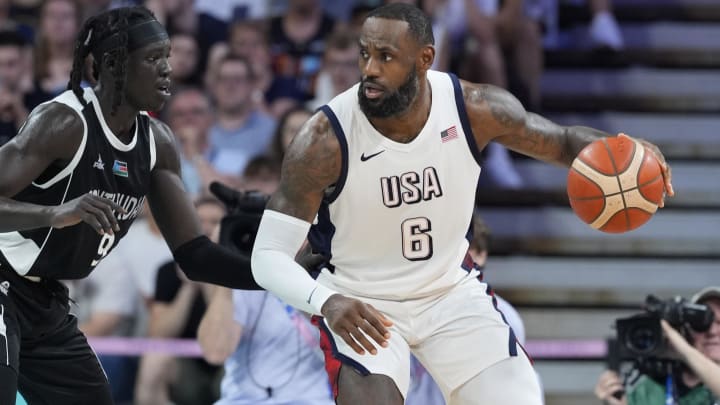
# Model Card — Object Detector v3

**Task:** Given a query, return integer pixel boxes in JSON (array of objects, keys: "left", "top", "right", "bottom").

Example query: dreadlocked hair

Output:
[{"left": 68, "top": 6, "right": 156, "bottom": 114}]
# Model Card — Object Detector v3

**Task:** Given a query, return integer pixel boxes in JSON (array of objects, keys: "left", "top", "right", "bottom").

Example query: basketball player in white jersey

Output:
[{"left": 251, "top": 3, "right": 675, "bottom": 404}]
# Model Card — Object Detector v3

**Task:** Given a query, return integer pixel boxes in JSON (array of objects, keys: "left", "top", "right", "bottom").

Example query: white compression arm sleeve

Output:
[{"left": 251, "top": 209, "right": 339, "bottom": 315}]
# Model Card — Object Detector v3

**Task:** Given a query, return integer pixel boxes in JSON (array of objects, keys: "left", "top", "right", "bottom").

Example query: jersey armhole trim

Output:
[
  {"left": 32, "top": 105, "right": 89, "bottom": 190},
  {"left": 148, "top": 124, "right": 157, "bottom": 171},
  {"left": 449, "top": 73, "right": 483, "bottom": 166},
  {"left": 318, "top": 105, "right": 348, "bottom": 204}
]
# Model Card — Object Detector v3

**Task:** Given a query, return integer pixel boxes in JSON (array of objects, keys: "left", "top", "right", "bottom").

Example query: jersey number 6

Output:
[{"left": 401, "top": 217, "right": 433, "bottom": 261}]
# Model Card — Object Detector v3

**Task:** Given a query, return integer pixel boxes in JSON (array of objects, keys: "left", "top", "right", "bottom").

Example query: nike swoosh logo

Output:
[{"left": 360, "top": 150, "right": 385, "bottom": 161}]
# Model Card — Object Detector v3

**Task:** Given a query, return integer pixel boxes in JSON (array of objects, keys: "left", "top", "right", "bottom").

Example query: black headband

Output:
[{"left": 90, "top": 19, "right": 168, "bottom": 60}]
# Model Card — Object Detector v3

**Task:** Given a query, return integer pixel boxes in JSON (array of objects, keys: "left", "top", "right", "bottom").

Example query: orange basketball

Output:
[{"left": 567, "top": 136, "right": 664, "bottom": 233}]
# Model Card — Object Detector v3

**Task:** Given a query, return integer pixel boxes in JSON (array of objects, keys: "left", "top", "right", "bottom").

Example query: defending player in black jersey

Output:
[{"left": 0, "top": 7, "right": 261, "bottom": 404}]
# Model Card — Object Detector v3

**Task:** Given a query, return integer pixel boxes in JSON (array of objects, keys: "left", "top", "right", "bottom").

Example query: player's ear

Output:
[{"left": 418, "top": 45, "right": 435, "bottom": 72}]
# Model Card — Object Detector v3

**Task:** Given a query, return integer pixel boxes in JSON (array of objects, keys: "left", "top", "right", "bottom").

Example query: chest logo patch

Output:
[
  {"left": 361, "top": 150, "right": 385, "bottom": 162},
  {"left": 112, "top": 160, "right": 129, "bottom": 177},
  {"left": 93, "top": 154, "right": 105, "bottom": 171}
]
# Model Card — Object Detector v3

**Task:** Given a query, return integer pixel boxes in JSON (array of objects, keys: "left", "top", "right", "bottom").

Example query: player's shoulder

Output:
[
  {"left": 458, "top": 80, "right": 520, "bottom": 111},
  {"left": 293, "top": 110, "right": 340, "bottom": 155},
  {"left": 281, "top": 109, "right": 342, "bottom": 190},
  {"left": 147, "top": 115, "right": 176, "bottom": 151},
  {"left": 458, "top": 79, "right": 525, "bottom": 131},
  {"left": 147, "top": 115, "right": 172, "bottom": 139},
  {"left": 32, "top": 99, "right": 86, "bottom": 133},
  {"left": 16, "top": 99, "right": 87, "bottom": 158},
  {"left": 147, "top": 115, "right": 181, "bottom": 170}
]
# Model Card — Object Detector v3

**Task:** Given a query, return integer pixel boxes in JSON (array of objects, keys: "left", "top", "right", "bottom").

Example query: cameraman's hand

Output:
[
  {"left": 594, "top": 370, "right": 627, "bottom": 405},
  {"left": 321, "top": 294, "right": 393, "bottom": 355},
  {"left": 661, "top": 319, "right": 693, "bottom": 357},
  {"left": 661, "top": 319, "right": 720, "bottom": 398}
]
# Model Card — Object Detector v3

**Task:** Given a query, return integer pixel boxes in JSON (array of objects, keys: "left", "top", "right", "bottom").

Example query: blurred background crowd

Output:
[{"left": 2, "top": 0, "right": 718, "bottom": 404}]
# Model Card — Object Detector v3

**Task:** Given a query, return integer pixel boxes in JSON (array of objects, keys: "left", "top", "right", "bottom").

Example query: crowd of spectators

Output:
[
  {"left": 2, "top": 0, "right": 630, "bottom": 404},
  {"left": 0, "top": 0, "right": 628, "bottom": 196}
]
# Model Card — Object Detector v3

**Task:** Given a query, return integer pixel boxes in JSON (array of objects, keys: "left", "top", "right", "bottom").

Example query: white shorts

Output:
[{"left": 315, "top": 272, "right": 521, "bottom": 399}]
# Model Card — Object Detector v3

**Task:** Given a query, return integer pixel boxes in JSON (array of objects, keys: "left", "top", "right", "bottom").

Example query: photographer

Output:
[
  {"left": 595, "top": 287, "right": 720, "bottom": 405},
  {"left": 197, "top": 182, "right": 333, "bottom": 403}
]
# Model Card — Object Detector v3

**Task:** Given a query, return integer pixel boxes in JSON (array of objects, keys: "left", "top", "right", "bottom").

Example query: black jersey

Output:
[{"left": 0, "top": 88, "right": 156, "bottom": 279}]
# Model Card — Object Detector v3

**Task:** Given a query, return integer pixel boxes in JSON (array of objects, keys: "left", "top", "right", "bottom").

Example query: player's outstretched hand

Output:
[
  {"left": 321, "top": 294, "right": 393, "bottom": 355},
  {"left": 618, "top": 133, "right": 674, "bottom": 207},
  {"left": 50, "top": 192, "right": 127, "bottom": 235}
]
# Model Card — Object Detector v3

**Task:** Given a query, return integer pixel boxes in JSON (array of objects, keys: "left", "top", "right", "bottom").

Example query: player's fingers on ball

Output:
[
  {"left": 664, "top": 164, "right": 674, "bottom": 196},
  {"left": 643, "top": 143, "right": 665, "bottom": 165}
]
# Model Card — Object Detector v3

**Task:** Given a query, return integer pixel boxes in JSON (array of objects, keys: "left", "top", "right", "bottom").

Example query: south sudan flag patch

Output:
[{"left": 112, "top": 160, "right": 128, "bottom": 177}]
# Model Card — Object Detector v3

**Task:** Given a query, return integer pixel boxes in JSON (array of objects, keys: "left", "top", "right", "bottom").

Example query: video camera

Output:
[
  {"left": 209, "top": 181, "right": 269, "bottom": 254},
  {"left": 616, "top": 294, "right": 714, "bottom": 359},
  {"left": 609, "top": 294, "right": 714, "bottom": 380}
]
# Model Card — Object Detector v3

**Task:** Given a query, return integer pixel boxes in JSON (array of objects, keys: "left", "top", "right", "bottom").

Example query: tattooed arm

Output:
[
  {"left": 462, "top": 81, "right": 608, "bottom": 166},
  {"left": 461, "top": 81, "right": 674, "bottom": 195},
  {"left": 266, "top": 112, "right": 342, "bottom": 221},
  {"left": 251, "top": 111, "right": 393, "bottom": 354},
  {"left": 251, "top": 112, "right": 341, "bottom": 312}
]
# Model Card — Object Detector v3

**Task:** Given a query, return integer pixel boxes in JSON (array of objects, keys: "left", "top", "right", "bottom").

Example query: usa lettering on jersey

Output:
[{"left": 380, "top": 167, "right": 443, "bottom": 208}]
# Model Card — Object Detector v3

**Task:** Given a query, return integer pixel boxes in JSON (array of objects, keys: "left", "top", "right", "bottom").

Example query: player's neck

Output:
[
  {"left": 94, "top": 86, "right": 140, "bottom": 141},
  {"left": 368, "top": 80, "right": 431, "bottom": 144}
]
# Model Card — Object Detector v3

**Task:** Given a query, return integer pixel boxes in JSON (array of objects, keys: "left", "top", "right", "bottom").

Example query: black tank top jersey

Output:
[{"left": 0, "top": 88, "right": 156, "bottom": 279}]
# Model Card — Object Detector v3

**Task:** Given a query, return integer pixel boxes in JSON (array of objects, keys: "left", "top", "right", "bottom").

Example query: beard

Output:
[{"left": 358, "top": 69, "right": 419, "bottom": 119}]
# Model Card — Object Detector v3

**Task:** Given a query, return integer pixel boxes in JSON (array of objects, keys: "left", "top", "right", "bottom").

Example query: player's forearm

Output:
[
  {"left": 251, "top": 210, "right": 338, "bottom": 315},
  {"left": 513, "top": 113, "right": 611, "bottom": 167},
  {"left": 563, "top": 125, "right": 612, "bottom": 165},
  {"left": 0, "top": 196, "right": 54, "bottom": 232},
  {"left": 172, "top": 236, "right": 263, "bottom": 290}
]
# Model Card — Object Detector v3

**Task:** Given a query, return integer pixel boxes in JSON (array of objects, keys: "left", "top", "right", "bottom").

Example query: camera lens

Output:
[{"left": 627, "top": 325, "right": 660, "bottom": 354}]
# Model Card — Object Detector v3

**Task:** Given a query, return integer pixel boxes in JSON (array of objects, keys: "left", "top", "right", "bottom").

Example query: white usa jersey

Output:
[{"left": 309, "top": 71, "right": 484, "bottom": 300}]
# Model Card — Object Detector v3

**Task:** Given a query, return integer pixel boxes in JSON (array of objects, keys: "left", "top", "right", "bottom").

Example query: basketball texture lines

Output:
[{"left": 567, "top": 137, "right": 664, "bottom": 233}]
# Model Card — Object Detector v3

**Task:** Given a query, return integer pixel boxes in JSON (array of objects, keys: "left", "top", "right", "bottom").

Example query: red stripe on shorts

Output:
[{"left": 312, "top": 315, "right": 342, "bottom": 400}]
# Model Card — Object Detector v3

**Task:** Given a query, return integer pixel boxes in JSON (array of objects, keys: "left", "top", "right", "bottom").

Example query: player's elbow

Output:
[{"left": 250, "top": 247, "right": 272, "bottom": 290}]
